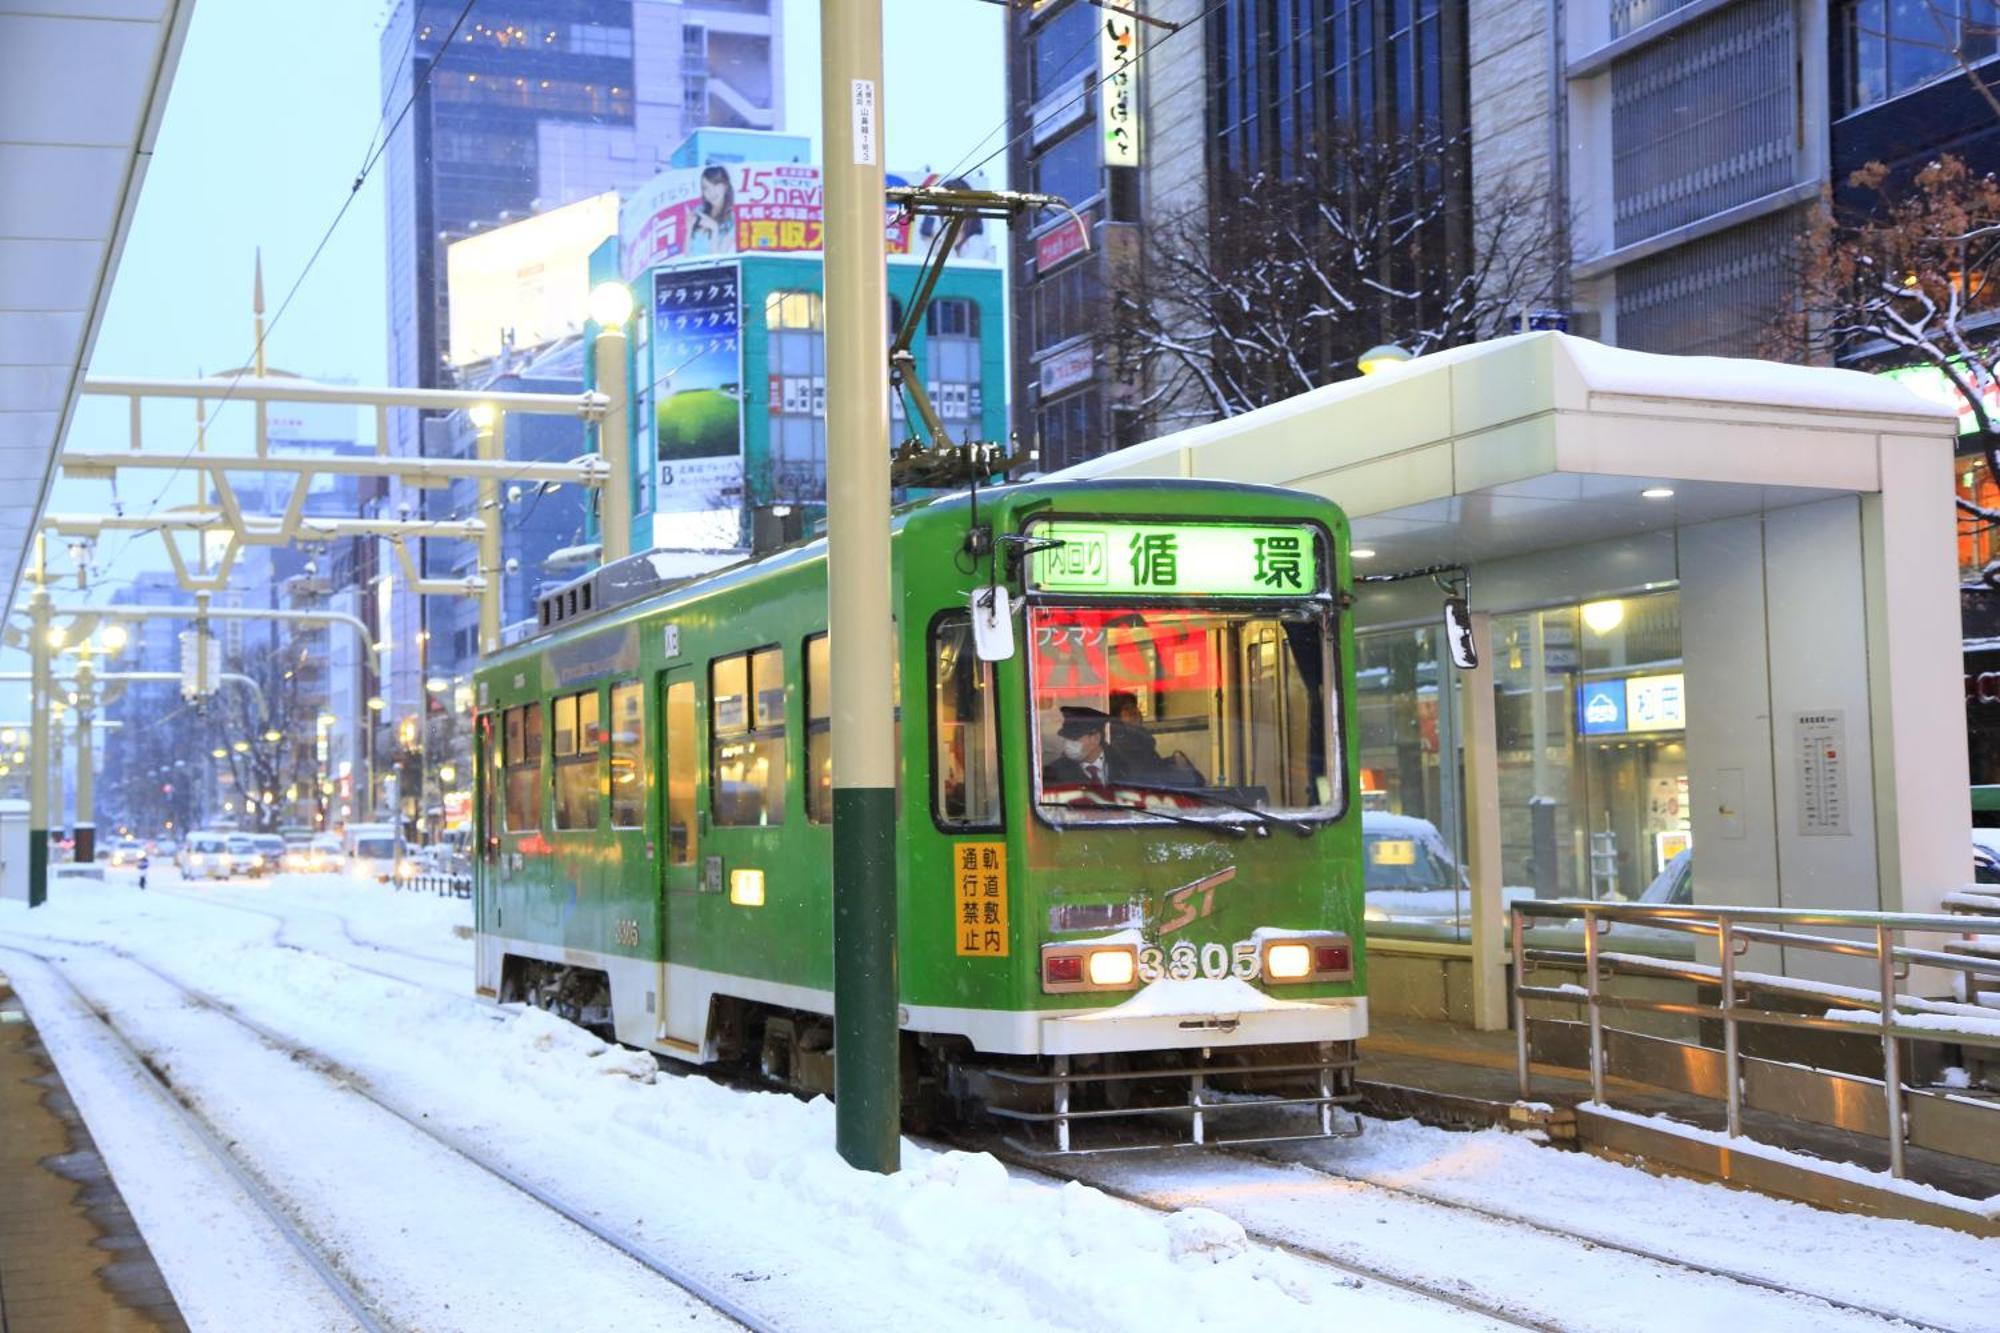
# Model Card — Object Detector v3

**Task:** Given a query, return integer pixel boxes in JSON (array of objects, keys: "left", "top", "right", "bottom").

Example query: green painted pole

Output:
[{"left": 821, "top": 0, "right": 900, "bottom": 1174}]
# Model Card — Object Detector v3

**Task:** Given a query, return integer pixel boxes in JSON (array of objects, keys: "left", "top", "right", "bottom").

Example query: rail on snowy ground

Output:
[{"left": 1508, "top": 899, "right": 2000, "bottom": 1191}]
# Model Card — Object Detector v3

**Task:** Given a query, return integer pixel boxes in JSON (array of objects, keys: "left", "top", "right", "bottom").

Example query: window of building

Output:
[
  {"left": 569, "top": 23, "right": 633, "bottom": 57},
  {"left": 1492, "top": 591, "right": 1688, "bottom": 914},
  {"left": 1030, "top": 0, "right": 1100, "bottom": 101},
  {"left": 1035, "top": 387, "right": 1102, "bottom": 472},
  {"left": 1032, "top": 263, "right": 1101, "bottom": 353},
  {"left": 766, "top": 290, "right": 823, "bottom": 330},
  {"left": 712, "top": 647, "right": 786, "bottom": 825},
  {"left": 931, "top": 616, "right": 1002, "bottom": 828},
  {"left": 1839, "top": 0, "right": 1997, "bottom": 113},
  {"left": 608, "top": 680, "right": 647, "bottom": 828},
  {"left": 1033, "top": 125, "right": 1101, "bottom": 209},
  {"left": 1354, "top": 625, "right": 1467, "bottom": 941},
  {"left": 551, "top": 689, "right": 600, "bottom": 830},
  {"left": 502, "top": 702, "right": 543, "bottom": 832},
  {"left": 926, "top": 298, "right": 980, "bottom": 339}
]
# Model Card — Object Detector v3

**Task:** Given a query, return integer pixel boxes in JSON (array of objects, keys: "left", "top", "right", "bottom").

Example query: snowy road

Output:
[{"left": 2, "top": 871, "right": 1994, "bottom": 1332}]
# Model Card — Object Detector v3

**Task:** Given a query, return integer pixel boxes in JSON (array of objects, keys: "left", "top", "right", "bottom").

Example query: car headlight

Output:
[{"left": 1040, "top": 943, "right": 1141, "bottom": 994}]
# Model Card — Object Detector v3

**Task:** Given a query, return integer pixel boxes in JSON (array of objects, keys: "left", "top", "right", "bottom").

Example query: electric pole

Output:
[{"left": 822, "top": 0, "right": 899, "bottom": 1174}]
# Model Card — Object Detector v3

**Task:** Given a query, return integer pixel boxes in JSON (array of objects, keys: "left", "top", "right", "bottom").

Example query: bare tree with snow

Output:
[
  {"left": 1775, "top": 155, "right": 2000, "bottom": 562},
  {"left": 1106, "top": 127, "right": 1560, "bottom": 434}
]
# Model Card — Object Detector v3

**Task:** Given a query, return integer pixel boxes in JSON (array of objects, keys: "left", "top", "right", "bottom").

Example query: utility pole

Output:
[
  {"left": 822, "top": 0, "right": 899, "bottom": 1174},
  {"left": 27, "top": 536, "right": 51, "bottom": 907}
]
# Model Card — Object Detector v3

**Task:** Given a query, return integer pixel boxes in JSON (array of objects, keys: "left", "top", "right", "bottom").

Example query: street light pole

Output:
[
  {"left": 473, "top": 406, "right": 503, "bottom": 657},
  {"left": 27, "top": 538, "right": 51, "bottom": 906},
  {"left": 821, "top": 0, "right": 900, "bottom": 1174},
  {"left": 589, "top": 283, "right": 635, "bottom": 564}
]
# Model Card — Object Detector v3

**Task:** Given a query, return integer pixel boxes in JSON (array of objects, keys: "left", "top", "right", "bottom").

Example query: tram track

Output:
[
  {"left": 1227, "top": 1140, "right": 1958, "bottom": 1333},
  {"left": 948, "top": 1115, "right": 1949, "bottom": 1333},
  {"left": 0, "top": 940, "right": 393, "bottom": 1333},
  {"left": 0, "top": 932, "right": 787, "bottom": 1333},
  {"left": 152, "top": 882, "right": 467, "bottom": 991},
  {"left": 948, "top": 1133, "right": 1552, "bottom": 1331}
]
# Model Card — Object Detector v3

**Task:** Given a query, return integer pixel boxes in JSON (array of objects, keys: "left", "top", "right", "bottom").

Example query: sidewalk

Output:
[{"left": 0, "top": 969, "right": 185, "bottom": 1332}]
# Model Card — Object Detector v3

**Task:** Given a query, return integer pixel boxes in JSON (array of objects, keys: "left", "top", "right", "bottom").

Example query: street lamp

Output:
[
  {"left": 98, "top": 624, "right": 128, "bottom": 654},
  {"left": 588, "top": 281, "right": 635, "bottom": 329}
]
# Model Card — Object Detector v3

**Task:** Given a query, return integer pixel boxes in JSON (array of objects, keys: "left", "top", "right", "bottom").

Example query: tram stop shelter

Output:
[{"left": 1059, "top": 331, "right": 1967, "bottom": 1029}]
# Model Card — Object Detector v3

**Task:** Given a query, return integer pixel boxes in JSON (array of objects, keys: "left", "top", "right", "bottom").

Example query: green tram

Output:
[{"left": 472, "top": 478, "right": 1367, "bottom": 1148}]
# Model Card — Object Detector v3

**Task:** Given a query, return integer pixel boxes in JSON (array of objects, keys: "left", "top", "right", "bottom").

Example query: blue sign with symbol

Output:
[{"left": 1578, "top": 680, "right": 1627, "bottom": 735}]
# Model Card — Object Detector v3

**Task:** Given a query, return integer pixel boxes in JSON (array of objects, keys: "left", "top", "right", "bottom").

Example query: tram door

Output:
[{"left": 656, "top": 667, "right": 701, "bottom": 1037}]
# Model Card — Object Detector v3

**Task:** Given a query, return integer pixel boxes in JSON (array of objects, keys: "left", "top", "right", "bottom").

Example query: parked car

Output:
[{"left": 178, "top": 831, "right": 235, "bottom": 880}]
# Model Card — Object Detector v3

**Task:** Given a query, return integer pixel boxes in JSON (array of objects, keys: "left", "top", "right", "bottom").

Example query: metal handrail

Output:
[{"left": 1510, "top": 899, "right": 2000, "bottom": 1180}]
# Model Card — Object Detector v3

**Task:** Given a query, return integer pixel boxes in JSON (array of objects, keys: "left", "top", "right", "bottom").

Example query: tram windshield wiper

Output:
[
  {"left": 1106, "top": 782, "right": 1318, "bottom": 838},
  {"left": 1038, "top": 795, "right": 1251, "bottom": 839}
]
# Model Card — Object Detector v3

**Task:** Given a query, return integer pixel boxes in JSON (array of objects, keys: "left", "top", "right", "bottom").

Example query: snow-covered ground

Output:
[{"left": 1, "top": 871, "right": 1993, "bottom": 1332}]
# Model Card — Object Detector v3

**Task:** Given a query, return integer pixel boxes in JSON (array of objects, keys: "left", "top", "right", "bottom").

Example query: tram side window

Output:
[
  {"left": 804, "top": 632, "right": 902, "bottom": 824},
  {"left": 712, "top": 647, "right": 786, "bottom": 826},
  {"left": 932, "top": 615, "right": 1002, "bottom": 828},
  {"left": 552, "top": 689, "right": 601, "bottom": 830},
  {"left": 608, "top": 681, "right": 647, "bottom": 828},
  {"left": 503, "top": 703, "right": 543, "bottom": 831}
]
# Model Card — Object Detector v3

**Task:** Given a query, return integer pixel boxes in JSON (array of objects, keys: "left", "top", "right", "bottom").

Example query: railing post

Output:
[
  {"left": 1877, "top": 923, "right": 1906, "bottom": 1179},
  {"left": 1583, "top": 905, "right": 1606, "bottom": 1106},
  {"left": 1719, "top": 916, "right": 1741, "bottom": 1139},
  {"left": 1512, "top": 907, "right": 1531, "bottom": 1100}
]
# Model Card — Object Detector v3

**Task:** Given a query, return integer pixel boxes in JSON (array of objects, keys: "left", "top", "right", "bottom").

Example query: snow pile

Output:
[{"left": 0, "top": 880, "right": 1455, "bottom": 1331}]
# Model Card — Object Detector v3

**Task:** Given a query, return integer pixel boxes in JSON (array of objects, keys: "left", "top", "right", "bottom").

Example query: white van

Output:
[{"left": 342, "top": 823, "right": 401, "bottom": 881}]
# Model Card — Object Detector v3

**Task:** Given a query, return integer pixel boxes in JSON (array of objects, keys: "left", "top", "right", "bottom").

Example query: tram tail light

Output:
[
  {"left": 1044, "top": 955, "right": 1083, "bottom": 985},
  {"left": 1041, "top": 943, "right": 1140, "bottom": 994},
  {"left": 1262, "top": 933, "right": 1355, "bottom": 984}
]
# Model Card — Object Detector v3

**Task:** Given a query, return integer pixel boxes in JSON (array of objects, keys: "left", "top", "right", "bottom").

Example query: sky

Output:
[{"left": 56, "top": 0, "right": 1006, "bottom": 593}]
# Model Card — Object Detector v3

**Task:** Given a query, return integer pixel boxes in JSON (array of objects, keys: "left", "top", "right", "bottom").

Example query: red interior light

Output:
[
  {"left": 1044, "top": 954, "right": 1083, "bottom": 984},
  {"left": 1315, "top": 945, "right": 1351, "bottom": 974}
]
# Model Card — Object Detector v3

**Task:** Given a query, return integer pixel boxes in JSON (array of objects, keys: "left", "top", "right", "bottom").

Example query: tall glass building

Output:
[{"left": 376, "top": 0, "right": 783, "bottom": 801}]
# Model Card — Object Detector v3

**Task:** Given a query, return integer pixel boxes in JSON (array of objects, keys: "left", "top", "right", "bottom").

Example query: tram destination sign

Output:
[{"left": 1027, "top": 521, "right": 1321, "bottom": 597}]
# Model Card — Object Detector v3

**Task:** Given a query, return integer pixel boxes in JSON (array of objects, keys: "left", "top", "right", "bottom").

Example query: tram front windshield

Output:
[{"left": 1030, "top": 604, "right": 1340, "bottom": 826}]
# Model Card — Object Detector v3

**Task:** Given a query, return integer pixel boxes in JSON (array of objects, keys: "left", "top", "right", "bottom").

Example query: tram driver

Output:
[{"left": 1043, "top": 706, "right": 1137, "bottom": 788}]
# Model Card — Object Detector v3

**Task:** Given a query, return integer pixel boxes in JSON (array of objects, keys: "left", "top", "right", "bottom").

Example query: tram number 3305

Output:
[{"left": 1138, "top": 939, "right": 1262, "bottom": 983}]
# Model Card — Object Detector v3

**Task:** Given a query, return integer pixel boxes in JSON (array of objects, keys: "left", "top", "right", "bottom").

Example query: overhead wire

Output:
[{"left": 101, "top": 0, "right": 485, "bottom": 577}]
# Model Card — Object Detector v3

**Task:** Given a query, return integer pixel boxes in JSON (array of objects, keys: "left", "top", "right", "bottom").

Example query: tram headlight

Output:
[
  {"left": 1086, "top": 948, "right": 1136, "bottom": 988},
  {"left": 1260, "top": 932, "right": 1354, "bottom": 984},
  {"left": 1265, "top": 943, "right": 1314, "bottom": 980}
]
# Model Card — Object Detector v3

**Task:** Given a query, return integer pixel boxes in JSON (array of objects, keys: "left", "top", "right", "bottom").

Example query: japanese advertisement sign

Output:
[
  {"left": 620, "top": 162, "right": 1001, "bottom": 279},
  {"left": 1099, "top": 12, "right": 1141, "bottom": 167},
  {"left": 651, "top": 266, "right": 743, "bottom": 519},
  {"left": 1027, "top": 522, "right": 1320, "bottom": 597},
  {"left": 954, "top": 841, "right": 1009, "bottom": 957}
]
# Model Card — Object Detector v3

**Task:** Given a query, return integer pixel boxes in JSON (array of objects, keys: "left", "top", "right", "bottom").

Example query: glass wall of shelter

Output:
[{"left": 1357, "top": 589, "right": 1692, "bottom": 951}]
